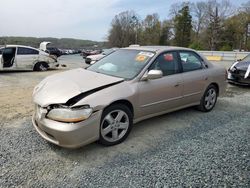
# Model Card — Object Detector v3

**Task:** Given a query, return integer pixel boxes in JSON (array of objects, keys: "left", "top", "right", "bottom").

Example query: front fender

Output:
[{"left": 72, "top": 81, "right": 139, "bottom": 116}]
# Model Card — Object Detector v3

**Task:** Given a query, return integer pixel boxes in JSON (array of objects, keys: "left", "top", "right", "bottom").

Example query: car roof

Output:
[
  {"left": 124, "top": 45, "right": 195, "bottom": 53},
  {"left": 5, "top": 45, "right": 39, "bottom": 51}
]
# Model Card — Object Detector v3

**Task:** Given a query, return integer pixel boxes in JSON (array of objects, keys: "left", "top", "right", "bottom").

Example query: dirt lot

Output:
[
  {"left": 0, "top": 56, "right": 249, "bottom": 187},
  {"left": 0, "top": 55, "right": 85, "bottom": 125}
]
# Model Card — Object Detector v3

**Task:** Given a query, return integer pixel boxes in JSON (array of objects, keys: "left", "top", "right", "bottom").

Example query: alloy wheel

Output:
[
  {"left": 204, "top": 88, "right": 217, "bottom": 110},
  {"left": 101, "top": 110, "right": 129, "bottom": 143}
]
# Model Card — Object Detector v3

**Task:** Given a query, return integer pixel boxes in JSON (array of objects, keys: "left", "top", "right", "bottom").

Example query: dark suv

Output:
[{"left": 46, "top": 47, "right": 62, "bottom": 58}]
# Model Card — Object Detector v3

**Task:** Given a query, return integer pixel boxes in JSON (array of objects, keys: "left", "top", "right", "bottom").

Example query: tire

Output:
[
  {"left": 33, "top": 62, "right": 48, "bottom": 71},
  {"left": 197, "top": 84, "right": 218, "bottom": 112},
  {"left": 99, "top": 104, "right": 133, "bottom": 146}
]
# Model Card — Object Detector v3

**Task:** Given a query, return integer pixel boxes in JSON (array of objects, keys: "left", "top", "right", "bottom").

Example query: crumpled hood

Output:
[
  {"left": 33, "top": 68, "right": 124, "bottom": 107},
  {"left": 234, "top": 61, "right": 250, "bottom": 70},
  {"left": 229, "top": 61, "right": 250, "bottom": 79}
]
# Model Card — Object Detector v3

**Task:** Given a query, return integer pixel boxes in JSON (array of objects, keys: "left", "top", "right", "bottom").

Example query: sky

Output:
[{"left": 0, "top": 0, "right": 248, "bottom": 41}]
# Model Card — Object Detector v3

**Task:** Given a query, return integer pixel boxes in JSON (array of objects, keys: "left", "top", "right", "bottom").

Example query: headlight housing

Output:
[{"left": 46, "top": 105, "right": 93, "bottom": 123}]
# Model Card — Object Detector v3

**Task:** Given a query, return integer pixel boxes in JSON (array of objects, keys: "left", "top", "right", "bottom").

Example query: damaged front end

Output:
[
  {"left": 228, "top": 61, "right": 250, "bottom": 86},
  {"left": 32, "top": 68, "right": 126, "bottom": 147},
  {"left": 35, "top": 80, "right": 123, "bottom": 124}
]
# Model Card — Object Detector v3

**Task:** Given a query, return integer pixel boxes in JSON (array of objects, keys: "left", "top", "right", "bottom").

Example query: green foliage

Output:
[
  {"left": 189, "top": 42, "right": 203, "bottom": 50},
  {"left": 220, "top": 44, "right": 232, "bottom": 51},
  {"left": 0, "top": 37, "right": 104, "bottom": 49},
  {"left": 140, "top": 14, "right": 162, "bottom": 45}
]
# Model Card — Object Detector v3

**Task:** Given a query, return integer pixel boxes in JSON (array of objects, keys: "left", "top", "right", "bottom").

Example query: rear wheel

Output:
[
  {"left": 33, "top": 62, "right": 48, "bottom": 71},
  {"left": 99, "top": 104, "right": 133, "bottom": 146},
  {"left": 197, "top": 85, "right": 218, "bottom": 112}
]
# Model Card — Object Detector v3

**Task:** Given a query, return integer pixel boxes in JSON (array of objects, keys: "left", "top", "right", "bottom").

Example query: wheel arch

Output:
[
  {"left": 209, "top": 82, "right": 219, "bottom": 96},
  {"left": 104, "top": 99, "right": 134, "bottom": 117}
]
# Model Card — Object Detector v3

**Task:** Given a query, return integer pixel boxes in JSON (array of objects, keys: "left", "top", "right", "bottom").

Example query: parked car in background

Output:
[
  {"left": 0, "top": 45, "right": 58, "bottom": 71},
  {"left": 228, "top": 53, "right": 250, "bottom": 85},
  {"left": 81, "top": 49, "right": 102, "bottom": 59},
  {"left": 85, "top": 48, "right": 118, "bottom": 64},
  {"left": 46, "top": 47, "right": 62, "bottom": 58},
  {"left": 32, "top": 46, "right": 226, "bottom": 148}
]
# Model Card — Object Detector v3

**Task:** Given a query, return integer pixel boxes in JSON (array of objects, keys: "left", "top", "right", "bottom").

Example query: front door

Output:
[
  {"left": 138, "top": 51, "right": 183, "bottom": 118},
  {"left": 2, "top": 47, "right": 16, "bottom": 68},
  {"left": 0, "top": 48, "right": 3, "bottom": 69}
]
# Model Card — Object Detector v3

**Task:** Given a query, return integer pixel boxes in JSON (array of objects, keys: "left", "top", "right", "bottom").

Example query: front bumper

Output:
[
  {"left": 32, "top": 110, "right": 102, "bottom": 148},
  {"left": 227, "top": 72, "right": 250, "bottom": 86}
]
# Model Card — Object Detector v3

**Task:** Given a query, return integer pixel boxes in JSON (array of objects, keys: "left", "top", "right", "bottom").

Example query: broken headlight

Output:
[{"left": 46, "top": 105, "right": 92, "bottom": 123}]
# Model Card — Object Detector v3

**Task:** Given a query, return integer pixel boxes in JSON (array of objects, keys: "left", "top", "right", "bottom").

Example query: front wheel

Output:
[
  {"left": 197, "top": 85, "right": 218, "bottom": 112},
  {"left": 99, "top": 104, "right": 133, "bottom": 146}
]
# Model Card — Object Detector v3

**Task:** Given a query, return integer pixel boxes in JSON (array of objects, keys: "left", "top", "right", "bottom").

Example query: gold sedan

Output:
[{"left": 32, "top": 46, "right": 226, "bottom": 148}]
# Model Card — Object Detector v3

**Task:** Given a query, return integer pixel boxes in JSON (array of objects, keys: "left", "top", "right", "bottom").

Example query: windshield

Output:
[
  {"left": 243, "top": 54, "right": 250, "bottom": 62},
  {"left": 87, "top": 49, "right": 155, "bottom": 79}
]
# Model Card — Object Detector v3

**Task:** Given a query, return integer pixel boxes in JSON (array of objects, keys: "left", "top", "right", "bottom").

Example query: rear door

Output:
[
  {"left": 16, "top": 47, "right": 39, "bottom": 69},
  {"left": 178, "top": 51, "right": 209, "bottom": 105},
  {"left": 138, "top": 51, "right": 184, "bottom": 118}
]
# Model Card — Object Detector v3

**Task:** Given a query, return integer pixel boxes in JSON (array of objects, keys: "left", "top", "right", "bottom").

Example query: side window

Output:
[
  {"left": 0, "top": 48, "right": 3, "bottom": 55},
  {"left": 179, "top": 51, "right": 203, "bottom": 72},
  {"left": 3, "top": 47, "right": 16, "bottom": 54},
  {"left": 149, "top": 51, "right": 179, "bottom": 76},
  {"left": 17, "top": 47, "right": 39, "bottom": 55}
]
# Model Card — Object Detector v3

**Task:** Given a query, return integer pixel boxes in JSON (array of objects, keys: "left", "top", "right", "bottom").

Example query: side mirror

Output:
[{"left": 141, "top": 70, "right": 163, "bottom": 81}]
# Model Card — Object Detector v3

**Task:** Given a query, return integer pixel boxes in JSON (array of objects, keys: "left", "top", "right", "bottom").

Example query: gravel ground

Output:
[{"left": 0, "top": 56, "right": 249, "bottom": 187}]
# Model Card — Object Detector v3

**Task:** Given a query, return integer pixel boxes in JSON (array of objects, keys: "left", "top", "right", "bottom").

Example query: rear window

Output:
[
  {"left": 17, "top": 47, "right": 39, "bottom": 55},
  {"left": 179, "top": 51, "right": 203, "bottom": 72}
]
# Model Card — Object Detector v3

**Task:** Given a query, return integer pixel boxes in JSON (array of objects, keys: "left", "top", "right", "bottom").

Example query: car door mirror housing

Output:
[{"left": 141, "top": 70, "right": 163, "bottom": 81}]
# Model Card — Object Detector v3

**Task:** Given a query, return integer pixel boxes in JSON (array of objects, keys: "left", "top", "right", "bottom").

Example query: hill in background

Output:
[{"left": 0, "top": 36, "right": 106, "bottom": 49}]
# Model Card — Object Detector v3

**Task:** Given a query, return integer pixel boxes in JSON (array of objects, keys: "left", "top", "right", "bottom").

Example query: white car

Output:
[
  {"left": 85, "top": 48, "right": 117, "bottom": 65},
  {"left": 0, "top": 45, "right": 58, "bottom": 71}
]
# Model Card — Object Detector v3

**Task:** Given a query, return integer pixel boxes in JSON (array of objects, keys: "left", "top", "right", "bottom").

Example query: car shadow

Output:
[
  {"left": 36, "top": 84, "right": 249, "bottom": 166},
  {"left": 48, "top": 106, "right": 200, "bottom": 166}
]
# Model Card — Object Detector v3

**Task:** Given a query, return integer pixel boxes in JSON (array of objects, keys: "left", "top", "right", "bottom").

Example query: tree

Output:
[
  {"left": 140, "top": 13, "right": 161, "bottom": 45},
  {"left": 239, "top": 1, "right": 250, "bottom": 50},
  {"left": 191, "top": 1, "right": 207, "bottom": 39},
  {"left": 207, "top": 6, "right": 221, "bottom": 50},
  {"left": 173, "top": 5, "right": 192, "bottom": 47},
  {"left": 159, "top": 20, "right": 172, "bottom": 45},
  {"left": 202, "top": 0, "right": 233, "bottom": 50},
  {"left": 108, "top": 11, "right": 139, "bottom": 47},
  {"left": 107, "top": 1, "right": 249, "bottom": 51}
]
